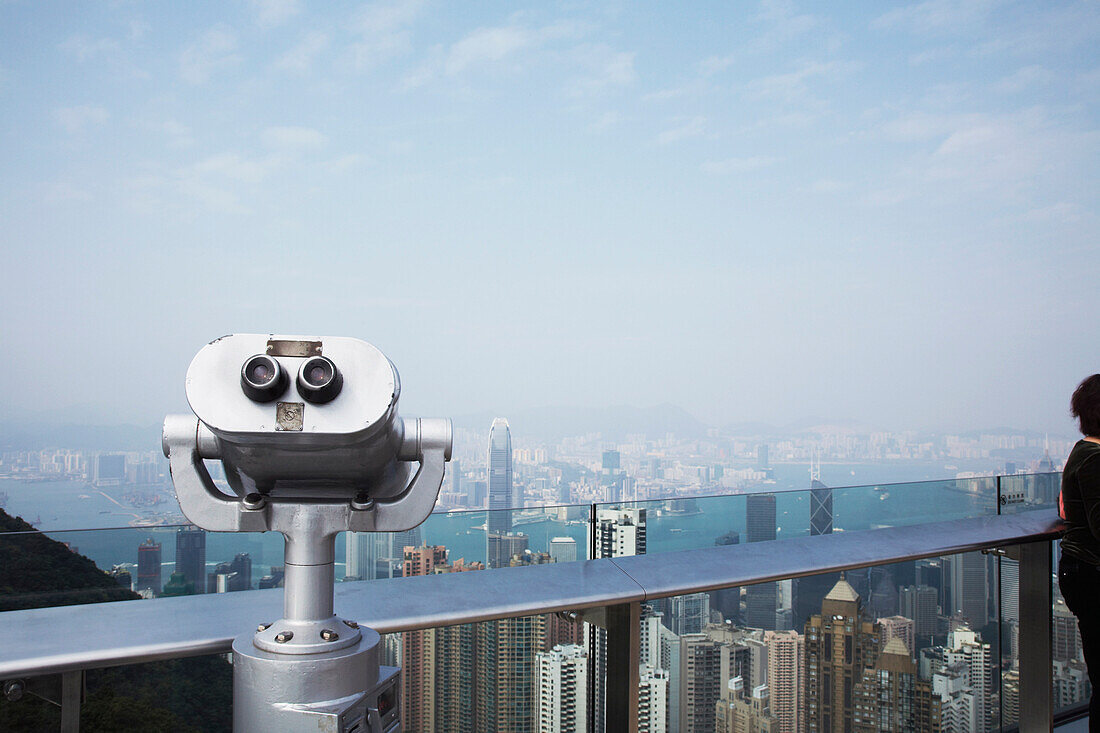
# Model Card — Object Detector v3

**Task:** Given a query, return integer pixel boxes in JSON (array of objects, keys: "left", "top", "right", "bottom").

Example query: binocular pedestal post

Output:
[{"left": 232, "top": 510, "right": 399, "bottom": 732}]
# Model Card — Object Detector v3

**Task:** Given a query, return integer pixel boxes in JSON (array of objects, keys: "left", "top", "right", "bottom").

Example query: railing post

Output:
[
  {"left": 1017, "top": 540, "right": 1053, "bottom": 732},
  {"left": 59, "top": 670, "right": 82, "bottom": 733},
  {"left": 604, "top": 602, "right": 640, "bottom": 733}
]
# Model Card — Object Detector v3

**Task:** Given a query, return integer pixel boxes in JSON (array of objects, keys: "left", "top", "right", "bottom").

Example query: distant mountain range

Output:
[
  {"left": 453, "top": 403, "right": 710, "bottom": 441},
  {"left": 0, "top": 409, "right": 1070, "bottom": 451}
]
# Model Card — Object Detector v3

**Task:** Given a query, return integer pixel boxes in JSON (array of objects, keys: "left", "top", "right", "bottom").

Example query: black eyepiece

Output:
[
  {"left": 240, "top": 354, "right": 288, "bottom": 402},
  {"left": 296, "top": 356, "right": 342, "bottom": 404}
]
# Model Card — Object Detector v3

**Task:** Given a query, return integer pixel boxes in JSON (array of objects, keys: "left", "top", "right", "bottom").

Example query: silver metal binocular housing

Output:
[{"left": 163, "top": 332, "right": 452, "bottom": 539}]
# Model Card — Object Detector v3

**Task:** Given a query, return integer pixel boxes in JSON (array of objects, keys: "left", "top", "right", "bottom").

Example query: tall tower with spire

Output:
[{"left": 486, "top": 417, "right": 513, "bottom": 537}]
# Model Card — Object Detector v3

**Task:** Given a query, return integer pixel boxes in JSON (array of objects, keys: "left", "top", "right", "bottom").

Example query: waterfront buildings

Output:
[
  {"left": 175, "top": 526, "right": 205, "bottom": 595},
  {"left": 135, "top": 538, "right": 161, "bottom": 595}
]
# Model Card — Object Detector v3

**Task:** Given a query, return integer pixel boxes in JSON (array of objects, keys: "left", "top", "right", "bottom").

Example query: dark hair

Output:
[{"left": 1072, "top": 374, "right": 1100, "bottom": 437}]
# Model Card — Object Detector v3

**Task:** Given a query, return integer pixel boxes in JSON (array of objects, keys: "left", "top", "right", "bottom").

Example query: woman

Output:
[{"left": 1058, "top": 373, "right": 1100, "bottom": 725}]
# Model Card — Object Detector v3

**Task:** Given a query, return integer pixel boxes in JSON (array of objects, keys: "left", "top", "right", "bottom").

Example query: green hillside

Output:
[{"left": 0, "top": 509, "right": 231, "bottom": 731}]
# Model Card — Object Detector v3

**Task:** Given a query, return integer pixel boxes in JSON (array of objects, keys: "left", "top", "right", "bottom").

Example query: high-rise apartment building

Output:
[
  {"left": 136, "top": 538, "right": 162, "bottom": 595},
  {"left": 401, "top": 545, "right": 449, "bottom": 732},
  {"left": 475, "top": 614, "right": 546, "bottom": 732},
  {"left": 852, "top": 637, "right": 941, "bottom": 732},
  {"left": 591, "top": 508, "right": 646, "bottom": 732},
  {"left": 487, "top": 418, "right": 514, "bottom": 541},
  {"left": 537, "top": 644, "right": 588, "bottom": 733},
  {"left": 765, "top": 629, "right": 804, "bottom": 733},
  {"left": 944, "top": 627, "right": 991, "bottom": 731},
  {"left": 638, "top": 665, "right": 669, "bottom": 733},
  {"left": 1053, "top": 597, "right": 1083, "bottom": 662},
  {"left": 674, "top": 632, "right": 733, "bottom": 732},
  {"left": 877, "top": 615, "right": 916, "bottom": 659},
  {"left": 716, "top": 680, "right": 777, "bottom": 733}
]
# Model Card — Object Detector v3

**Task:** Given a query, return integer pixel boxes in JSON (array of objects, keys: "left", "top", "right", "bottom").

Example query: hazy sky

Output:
[{"left": 1, "top": 0, "right": 1098, "bottom": 434}]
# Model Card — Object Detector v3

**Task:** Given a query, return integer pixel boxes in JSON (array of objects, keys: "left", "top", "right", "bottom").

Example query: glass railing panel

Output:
[
  {"left": 1052, "top": 555, "right": 1091, "bottom": 721},
  {"left": 997, "top": 472, "right": 1061, "bottom": 514},
  {"left": 0, "top": 524, "right": 285, "bottom": 607},
  {"left": 595, "top": 476, "right": 999, "bottom": 557},
  {"left": 652, "top": 551, "right": 1000, "bottom": 732},
  {"left": 341, "top": 504, "right": 590, "bottom": 584},
  {"left": 0, "top": 654, "right": 233, "bottom": 731},
  {"left": 388, "top": 613, "right": 574, "bottom": 732}
]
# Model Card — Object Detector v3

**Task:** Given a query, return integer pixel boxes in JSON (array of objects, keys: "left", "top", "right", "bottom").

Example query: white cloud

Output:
[
  {"left": 350, "top": 0, "right": 425, "bottom": 70},
  {"left": 745, "top": 60, "right": 856, "bottom": 102},
  {"left": 55, "top": 105, "right": 109, "bottom": 134},
  {"left": 810, "top": 178, "right": 847, "bottom": 194},
  {"left": 188, "top": 152, "right": 271, "bottom": 183},
  {"left": 261, "top": 126, "right": 328, "bottom": 149},
  {"left": 567, "top": 46, "right": 636, "bottom": 97},
  {"left": 872, "top": 0, "right": 999, "bottom": 35},
  {"left": 276, "top": 31, "right": 329, "bottom": 73},
  {"left": 250, "top": 0, "right": 302, "bottom": 29},
  {"left": 698, "top": 54, "right": 735, "bottom": 77},
  {"left": 700, "top": 156, "right": 777, "bottom": 174},
  {"left": 658, "top": 117, "right": 706, "bottom": 145},
  {"left": 995, "top": 65, "right": 1052, "bottom": 94},
  {"left": 129, "top": 20, "right": 150, "bottom": 41},
  {"left": 446, "top": 26, "right": 532, "bottom": 75},
  {"left": 587, "top": 111, "right": 620, "bottom": 133},
  {"left": 59, "top": 35, "right": 120, "bottom": 62},
  {"left": 322, "top": 154, "right": 368, "bottom": 173},
  {"left": 180, "top": 25, "right": 240, "bottom": 84}
]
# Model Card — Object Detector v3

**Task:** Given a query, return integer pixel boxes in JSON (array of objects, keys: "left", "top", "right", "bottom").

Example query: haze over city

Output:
[{"left": 1, "top": 1, "right": 1098, "bottom": 436}]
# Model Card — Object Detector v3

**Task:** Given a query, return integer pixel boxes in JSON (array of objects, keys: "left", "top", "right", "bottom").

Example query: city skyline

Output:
[{"left": 1, "top": 2, "right": 1098, "bottom": 437}]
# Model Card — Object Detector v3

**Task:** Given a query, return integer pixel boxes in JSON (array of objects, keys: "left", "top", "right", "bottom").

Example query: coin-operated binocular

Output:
[{"left": 162, "top": 334, "right": 451, "bottom": 732}]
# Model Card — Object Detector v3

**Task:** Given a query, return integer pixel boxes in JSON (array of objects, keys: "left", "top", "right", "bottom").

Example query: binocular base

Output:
[{"left": 232, "top": 628, "right": 399, "bottom": 732}]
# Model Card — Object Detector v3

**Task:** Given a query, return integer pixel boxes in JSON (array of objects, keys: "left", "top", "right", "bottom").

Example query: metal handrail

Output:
[{"left": 0, "top": 508, "right": 1063, "bottom": 680}]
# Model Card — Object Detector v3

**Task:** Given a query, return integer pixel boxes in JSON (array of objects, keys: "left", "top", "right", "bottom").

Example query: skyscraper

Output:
[
  {"left": 175, "top": 526, "right": 205, "bottom": 594},
  {"left": 230, "top": 552, "right": 252, "bottom": 591},
  {"left": 669, "top": 593, "right": 711, "bottom": 636},
  {"left": 345, "top": 531, "right": 382, "bottom": 581},
  {"left": 804, "top": 576, "right": 880, "bottom": 733},
  {"left": 487, "top": 531, "right": 529, "bottom": 569},
  {"left": 136, "top": 538, "right": 162, "bottom": 595},
  {"left": 487, "top": 418, "right": 513, "bottom": 540},
  {"left": 899, "top": 584, "right": 939, "bottom": 645},
  {"left": 537, "top": 644, "right": 588, "bottom": 733},
  {"left": 946, "top": 552, "right": 989, "bottom": 629},
  {"left": 713, "top": 532, "right": 741, "bottom": 623},
  {"left": 809, "top": 460, "right": 833, "bottom": 536},
  {"left": 745, "top": 493, "right": 778, "bottom": 629}
]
